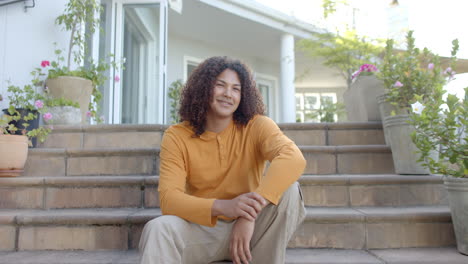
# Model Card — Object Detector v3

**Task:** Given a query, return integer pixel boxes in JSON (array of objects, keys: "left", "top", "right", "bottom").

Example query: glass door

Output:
[{"left": 97, "top": 0, "right": 167, "bottom": 124}]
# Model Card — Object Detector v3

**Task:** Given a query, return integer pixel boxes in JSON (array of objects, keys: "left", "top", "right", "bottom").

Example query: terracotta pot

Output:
[
  {"left": 0, "top": 135, "right": 29, "bottom": 177},
  {"left": 46, "top": 76, "right": 93, "bottom": 124}
]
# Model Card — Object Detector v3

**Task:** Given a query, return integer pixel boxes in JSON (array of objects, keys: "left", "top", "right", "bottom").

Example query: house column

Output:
[{"left": 280, "top": 33, "right": 295, "bottom": 123}]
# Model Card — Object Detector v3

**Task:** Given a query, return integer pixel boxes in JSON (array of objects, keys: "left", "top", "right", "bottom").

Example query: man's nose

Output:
[{"left": 224, "top": 87, "right": 232, "bottom": 97}]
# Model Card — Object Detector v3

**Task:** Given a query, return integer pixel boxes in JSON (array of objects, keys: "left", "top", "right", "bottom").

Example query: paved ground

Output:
[{"left": 0, "top": 248, "right": 467, "bottom": 264}]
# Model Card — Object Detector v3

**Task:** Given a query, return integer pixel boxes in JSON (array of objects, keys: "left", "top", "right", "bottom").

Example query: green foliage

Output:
[
  {"left": 1, "top": 84, "right": 52, "bottom": 145},
  {"left": 168, "top": 80, "right": 184, "bottom": 124},
  {"left": 378, "top": 30, "right": 459, "bottom": 109},
  {"left": 298, "top": 30, "right": 385, "bottom": 89},
  {"left": 409, "top": 87, "right": 467, "bottom": 178},
  {"left": 4, "top": 83, "right": 43, "bottom": 111},
  {"left": 30, "top": 0, "right": 124, "bottom": 123},
  {"left": 55, "top": 0, "right": 102, "bottom": 68},
  {"left": 44, "top": 97, "right": 80, "bottom": 108},
  {"left": 309, "top": 98, "right": 345, "bottom": 123},
  {"left": 322, "top": 0, "right": 348, "bottom": 18}
]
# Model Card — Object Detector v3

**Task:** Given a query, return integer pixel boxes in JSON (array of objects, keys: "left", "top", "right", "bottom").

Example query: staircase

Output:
[{"left": 0, "top": 122, "right": 466, "bottom": 263}]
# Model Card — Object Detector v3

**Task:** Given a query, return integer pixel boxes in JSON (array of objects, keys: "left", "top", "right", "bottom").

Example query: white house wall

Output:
[
  {"left": 166, "top": 33, "right": 280, "bottom": 122},
  {"left": 0, "top": 0, "right": 72, "bottom": 110}
]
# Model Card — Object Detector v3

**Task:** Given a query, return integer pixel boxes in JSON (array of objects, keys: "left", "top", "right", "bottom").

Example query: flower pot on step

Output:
[
  {"left": 46, "top": 76, "right": 93, "bottom": 124},
  {"left": 377, "top": 94, "right": 410, "bottom": 145},
  {"left": 2, "top": 108, "right": 39, "bottom": 147},
  {"left": 0, "top": 135, "right": 29, "bottom": 177},
  {"left": 45, "top": 106, "right": 81, "bottom": 125},
  {"left": 444, "top": 176, "right": 468, "bottom": 255},
  {"left": 344, "top": 76, "right": 385, "bottom": 122},
  {"left": 384, "top": 114, "right": 435, "bottom": 175}
]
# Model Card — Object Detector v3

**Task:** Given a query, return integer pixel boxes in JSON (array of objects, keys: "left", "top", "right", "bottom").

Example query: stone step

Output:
[
  {"left": 0, "top": 206, "right": 454, "bottom": 251},
  {"left": 0, "top": 175, "right": 446, "bottom": 209},
  {"left": 0, "top": 248, "right": 467, "bottom": 264},
  {"left": 38, "top": 122, "right": 385, "bottom": 149},
  {"left": 24, "top": 145, "right": 394, "bottom": 176}
]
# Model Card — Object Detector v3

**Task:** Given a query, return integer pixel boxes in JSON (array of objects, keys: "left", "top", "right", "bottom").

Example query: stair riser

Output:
[
  {"left": 24, "top": 151, "right": 393, "bottom": 177},
  {"left": 290, "top": 221, "right": 455, "bottom": 249},
  {"left": 24, "top": 155, "right": 158, "bottom": 176},
  {"left": 302, "top": 183, "right": 447, "bottom": 207},
  {"left": 0, "top": 186, "right": 159, "bottom": 209},
  {"left": 0, "top": 220, "right": 454, "bottom": 251},
  {"left": 39, "top": 132, "right": 163, "bottom": 149},
  {"left": 0, "top": 183, "right": 446, "bottom": 209},
  {"left": 39, "top": 129, "right": 385, "bottom": 149},
  {"left": 303, "top": 152, "right": 394, "bottom": 174}
]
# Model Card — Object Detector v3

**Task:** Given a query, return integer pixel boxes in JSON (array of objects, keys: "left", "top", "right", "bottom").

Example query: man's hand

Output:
[
  {"left": 212, "top": 192, "right": 267, "bottom": 221},
  {"left": 230, "top": 217, "right": 255, "bottom": 264}
]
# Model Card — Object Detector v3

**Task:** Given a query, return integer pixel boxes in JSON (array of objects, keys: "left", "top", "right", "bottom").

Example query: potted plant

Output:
[
  {"left": 376, "top": 30, "right": 459, "bottom": 174},
  {"left": 43, "top": 96, "right": 81, "bottom": 125},
  {"left": 1, "top": 83, "right": 53, "bottom": 147},
  {"left": 168, "top": 79, "right": 184, "bottom": 124},
  {"left": 409, "top": 86, "right": 467, "bottom": 255},
  {"left": 32, "top": 0, "right": 121, "bottom": 123},
  {"left": 298, "top": 30, "right": 385, "bottom": 122},
  {"left": 0, "top": 85, "right": 53, "bottom": 177},
  {"left": 346, "top": 63, "right": 384, "bottom": 121}
]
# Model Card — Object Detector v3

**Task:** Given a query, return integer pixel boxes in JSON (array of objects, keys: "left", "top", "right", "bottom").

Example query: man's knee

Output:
[
  {"left": 144, "top": 215, "right": 186, "bottom": 236},
  {"left": 277, "top": 182, "right": 303, "bottom": 212}
]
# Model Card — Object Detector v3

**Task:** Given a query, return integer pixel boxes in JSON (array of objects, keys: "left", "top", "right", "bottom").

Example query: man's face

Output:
[{"left": 207, "top": 69, "right": 241, "bottom": 120}]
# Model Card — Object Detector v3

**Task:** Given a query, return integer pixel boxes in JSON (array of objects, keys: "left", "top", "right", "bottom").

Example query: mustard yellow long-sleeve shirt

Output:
[{"left": 158, "top": 115, "right": 306, "bottom": 227}]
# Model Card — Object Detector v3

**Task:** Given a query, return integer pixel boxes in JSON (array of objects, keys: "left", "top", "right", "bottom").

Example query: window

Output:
[
  {"left": 183, "top": 56, "right": 203, "bottom": 82},
  {"left": 296, "top": 92, "right": 338, "bottom": 122}
]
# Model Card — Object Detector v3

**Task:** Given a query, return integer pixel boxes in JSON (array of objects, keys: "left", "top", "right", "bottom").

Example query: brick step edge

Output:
[
  {"left": 0, "top": 174, "right": 445, "bottom": 187},
  {"left": 41, "top": 122, "right": 383, "bottom": 133},
  {"left": 0, "top": 206, "right": 451, "bottom": 226},
  {"left": 1, "top": 248, "right": 467, "bottom": 264}
]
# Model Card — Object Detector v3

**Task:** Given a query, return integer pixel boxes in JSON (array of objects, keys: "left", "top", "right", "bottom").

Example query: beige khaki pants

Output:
[{"left": 139, "top": 182, "right": 305, "bottom": 264}]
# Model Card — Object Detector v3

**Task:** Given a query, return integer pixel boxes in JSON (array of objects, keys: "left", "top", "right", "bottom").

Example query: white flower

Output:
[{"left": 411, "top": 101, "right": 425, "bottom": 115}]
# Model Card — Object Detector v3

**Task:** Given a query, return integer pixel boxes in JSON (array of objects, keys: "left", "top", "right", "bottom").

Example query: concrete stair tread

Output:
[
  {"left": 0, "top": 206, "right": 450, "bottom": 225},
  {"left": 0, "top": 174, "right": 444, "bottom": 186},
  {"left": 0, "top": 248, "right": 466, "bottom": 264},
  {"left": 30, "top": 145, "right": 391, "bottom": 154},
  {"left": 44, "top": 121, "right": 383, "bottom": 132}
]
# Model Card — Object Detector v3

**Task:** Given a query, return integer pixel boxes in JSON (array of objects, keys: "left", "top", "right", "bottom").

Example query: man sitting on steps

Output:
[{"left": 139, "top": 56, "right": 306, "bottom": 264}]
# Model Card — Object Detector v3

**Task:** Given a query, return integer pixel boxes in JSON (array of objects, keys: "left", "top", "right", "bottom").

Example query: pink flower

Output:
[
  {"left": 34, "top": 100, "right": 44, "bottom": 109},
  {"left": 43, "top": 113, "right": 53, "bottom": 122},
  {"left": 360, "top": 64, "right": 378, "bottom": 72},
  {"left": 100, "top": 116, "right": 105, "bottom": 122},
  {"left": 114, "top": 75, "right": 120, "bottom": 82},
  {"left": 428, "top": 63, "right": 434, "bottom": 70},
  {"left": 86, "top": 111, "right": 92, "bottom": 118},
  {"left": 394, "top": 81, "right": 404, "bottom": 87},
  {"left": 352, "top": 70, "right": 362, "bottom": 80},
  {"left": 41, "top": 60, "right": 50, "bottom": 68}
]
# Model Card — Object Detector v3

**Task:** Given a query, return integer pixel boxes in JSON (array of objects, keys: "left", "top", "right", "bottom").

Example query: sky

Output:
[{"left": 255, "top": 0, "right": 468, "bottom": 99}]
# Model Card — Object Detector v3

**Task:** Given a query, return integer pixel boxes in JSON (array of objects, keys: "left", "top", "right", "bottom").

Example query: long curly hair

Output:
[{"left": 179, "top": 56, "right": 265, "bottom": 136}]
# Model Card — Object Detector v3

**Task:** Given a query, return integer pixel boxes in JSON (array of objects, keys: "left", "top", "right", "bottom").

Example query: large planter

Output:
[
  {"left": 343, "top": 76, "right": 385, "bottom": 122},
  {"left": 46, "top": 76, "right": 93, "bottom": 124},
  {"left": 444, "top": 176, "right": 468, "bottom": 255},
  {"left": 0, "top": 135, "right": 29, "bottom": 177},
  {"left": 45, "top": 106, "right": 81, "bottom": 125},
  {"left": 384, "top": 114, "right": 433, "bottom": 175},
  {"left": 2, "top": 108, "right": 39, "bottom": 147},
  {"left": 377, "top": 94, "right": 410, "bottom": 145}
]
